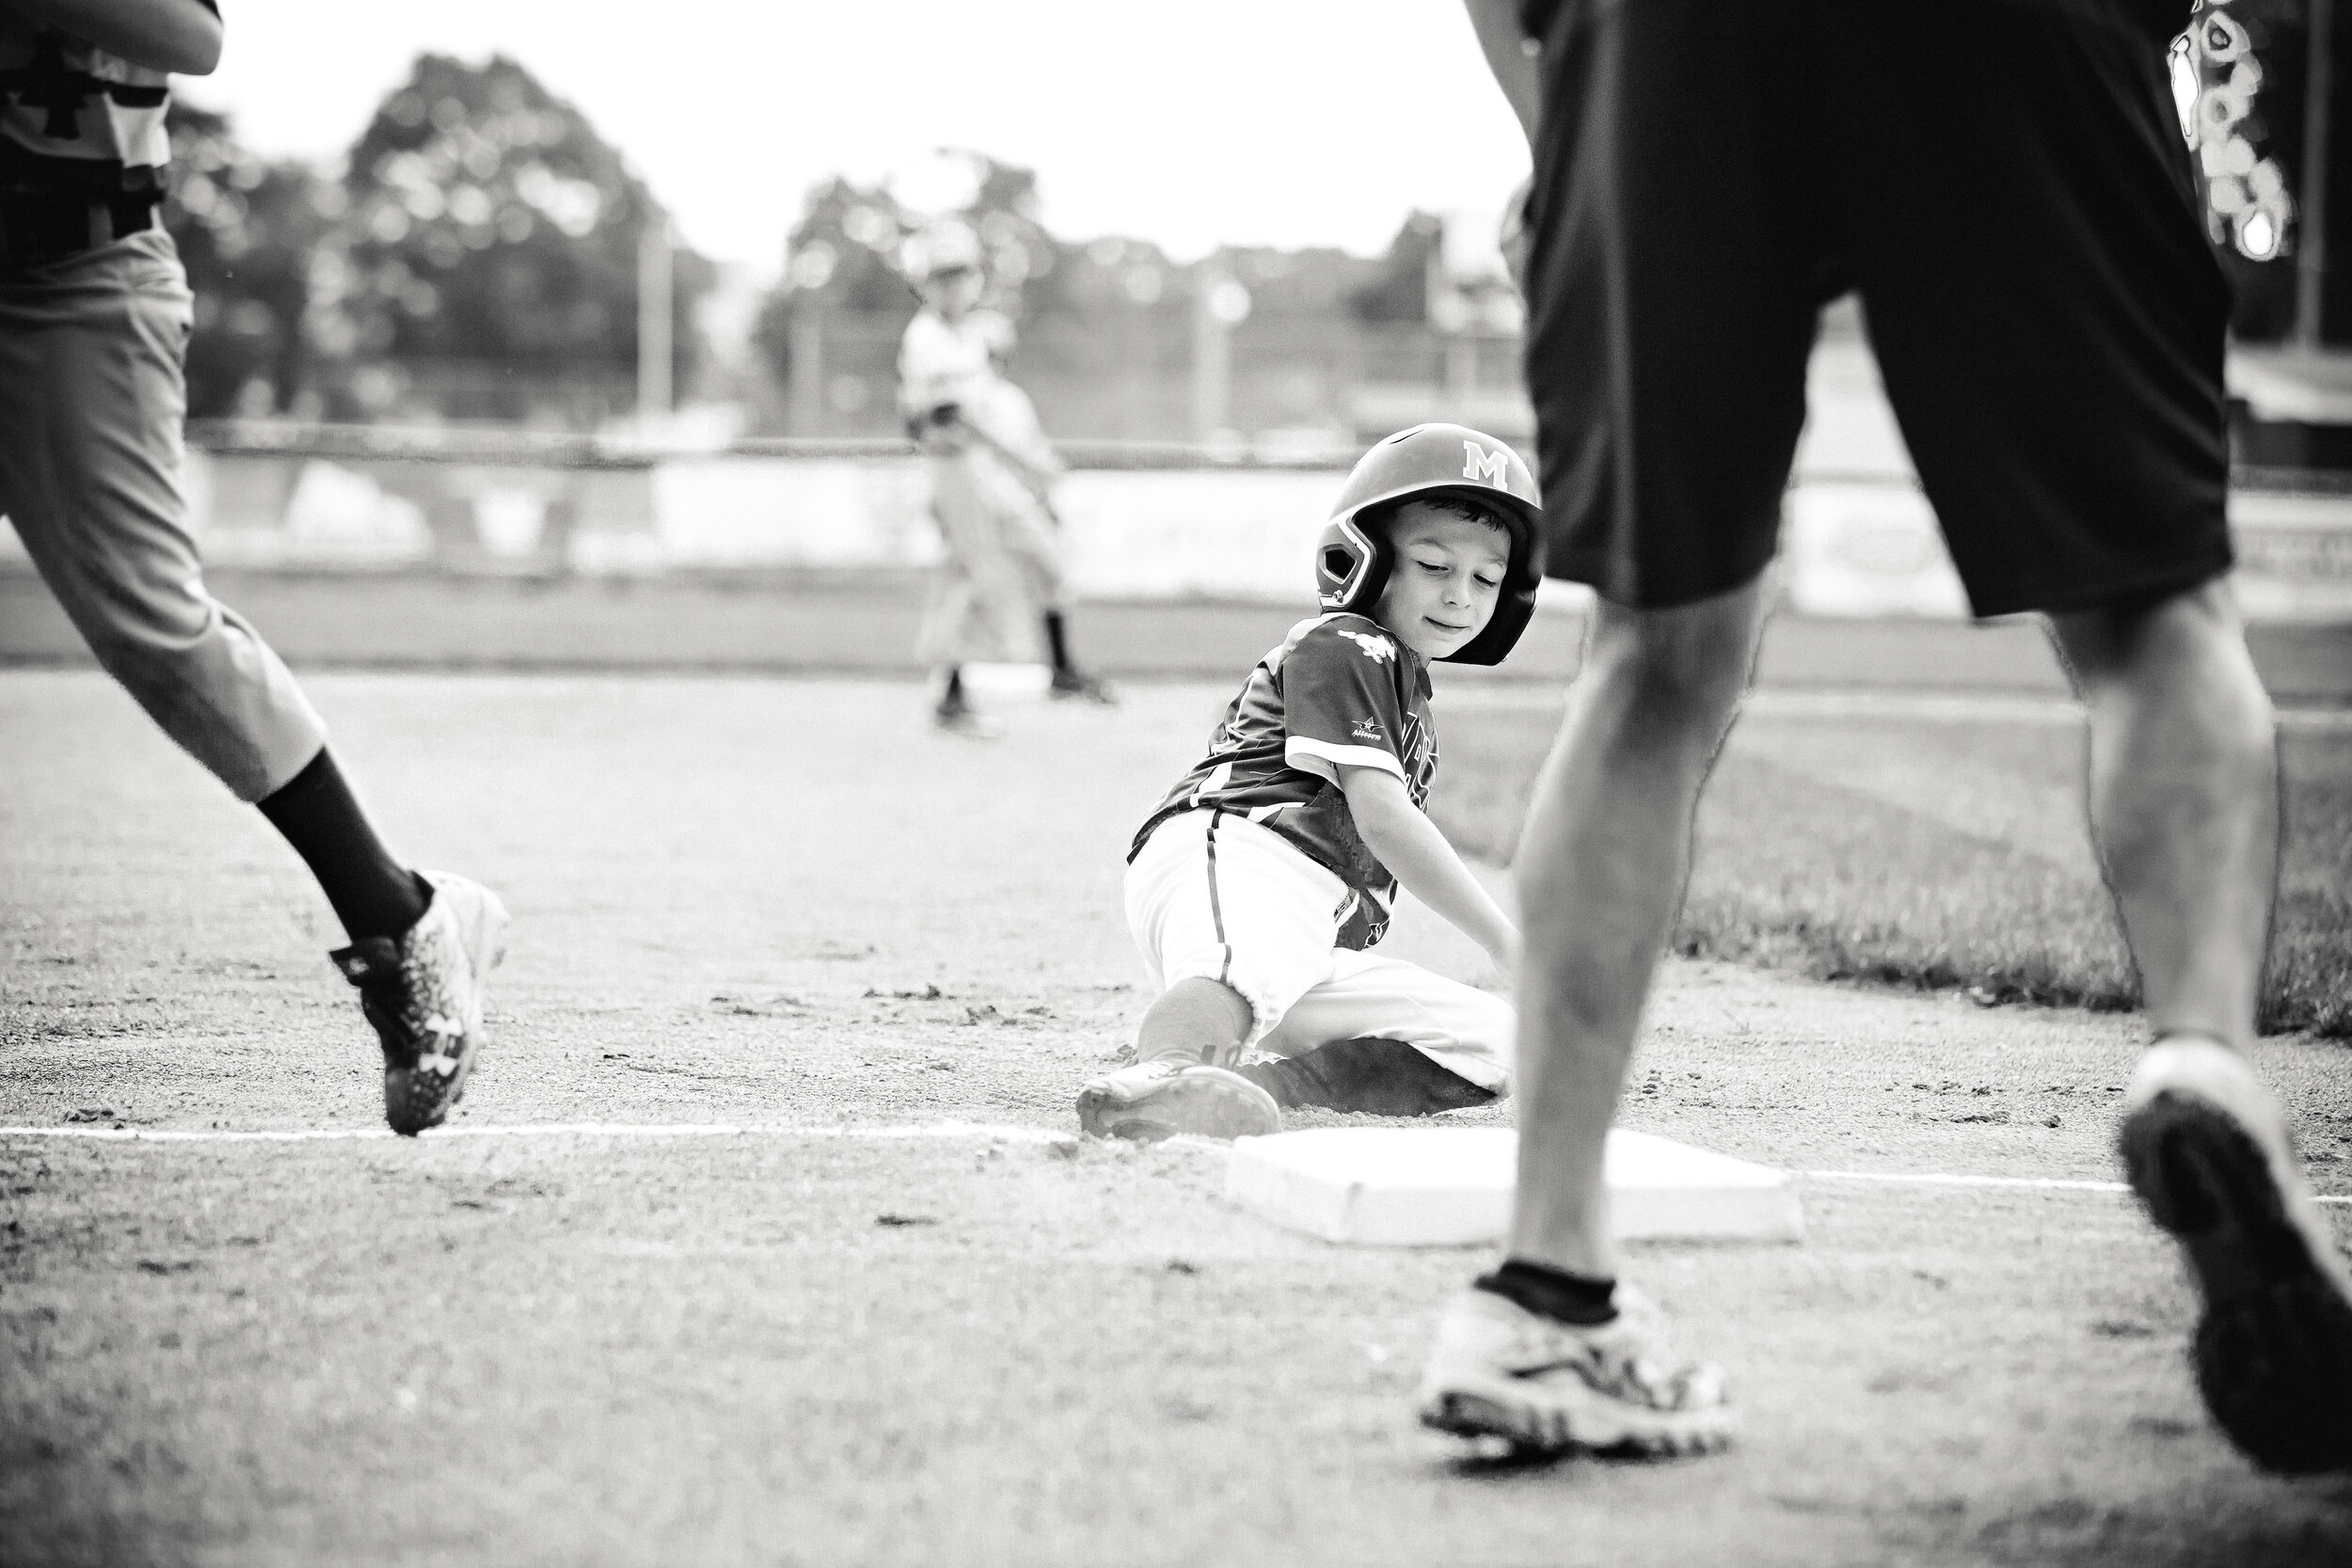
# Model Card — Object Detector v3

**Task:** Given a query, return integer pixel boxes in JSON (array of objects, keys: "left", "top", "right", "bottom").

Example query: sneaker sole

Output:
[
  {"left": 1419, "top": 1386, "right": 1734, "bottom": 1459},
  {"left": 2120, "top": 1093, "right": 2352, "bottom": 1473},
  {"left": 1074, "top": 1072, "right": 1280, "bottom": 1142}
]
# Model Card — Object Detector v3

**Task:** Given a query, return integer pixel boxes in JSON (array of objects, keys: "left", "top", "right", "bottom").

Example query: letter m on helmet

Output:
[{"left": 1462, "top": 440, "right": 1510, "bottom": 486}]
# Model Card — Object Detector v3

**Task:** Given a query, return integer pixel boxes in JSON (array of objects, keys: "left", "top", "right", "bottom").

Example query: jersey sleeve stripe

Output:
[{"left": 1285, "top": 736, "right": 1407, "bottom": 782}]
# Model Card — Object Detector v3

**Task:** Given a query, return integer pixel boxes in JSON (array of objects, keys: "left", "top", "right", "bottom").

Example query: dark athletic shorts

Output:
[{"left": 1518, "top": 0, "right": 2233, "bottom": 616}]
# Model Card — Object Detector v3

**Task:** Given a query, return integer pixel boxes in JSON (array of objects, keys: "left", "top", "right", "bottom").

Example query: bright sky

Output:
[{"left": 179, "top": 1, "right": 1533, "bottom": 276}]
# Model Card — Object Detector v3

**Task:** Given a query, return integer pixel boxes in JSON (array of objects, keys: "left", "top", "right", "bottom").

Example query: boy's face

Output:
[
  {"left": 1371, "top": 501, "right": 1511, "bottom": 661},
  {"left": 919, "top": 263, "right": 983, "bottom": 319}
]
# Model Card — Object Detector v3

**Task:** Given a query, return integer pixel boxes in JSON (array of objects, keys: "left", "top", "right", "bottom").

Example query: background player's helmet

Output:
[
  {"left": 901, "top": 220, "right": 984, "bottom": 281},
  {"left": 1315, "top": 423, "right": 1543, "bottom": 666}
]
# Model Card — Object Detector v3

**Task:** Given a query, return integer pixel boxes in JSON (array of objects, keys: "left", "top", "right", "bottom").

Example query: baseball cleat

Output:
[
  {"left": 1075, "top": 1058, "right": 1281, "bottom": 1141},
  {"left": 1049, "top": 669, "right": 1119, "bottom": 705},
  {"left": 1416, "top": 1287, "right": 1735, "bottom": 1458},
  {"left": 333, "top": 870, "right": 508, "bottom": 1137},
  {"left": 2118, "top": 1036, "right": 2352, "bottom": 1474}
]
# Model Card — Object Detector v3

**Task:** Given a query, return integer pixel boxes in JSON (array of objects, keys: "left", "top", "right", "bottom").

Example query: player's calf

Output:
[{"left": 334, "top": 871, "right": 509, "bottom": 1136}]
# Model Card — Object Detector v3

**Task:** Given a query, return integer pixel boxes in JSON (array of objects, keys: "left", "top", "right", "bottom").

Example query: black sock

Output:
[
  {"left": 1041, "top": 610, "right": 1071, "bottom": 673},
  {"left": 256, "top": 748, "right": 429, "bottom": 943},
  {"left": 942, "top": 667, "right": 964, "bottom": 704},
  {"left": 1475, "top": 1258, "right": 1618, "bottom": 1326}
]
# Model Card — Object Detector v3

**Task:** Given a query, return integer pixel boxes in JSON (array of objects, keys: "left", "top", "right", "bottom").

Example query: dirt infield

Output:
[{"left": 5, "top": 671, "right": 2351, "bottom": 1566}]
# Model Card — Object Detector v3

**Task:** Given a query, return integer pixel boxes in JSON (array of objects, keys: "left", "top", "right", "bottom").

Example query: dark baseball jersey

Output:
[
  {"left": 0, "top": 0, "right": 215, "bottom": 194},
  {"left": 1132, "top": 612, "right": 1437, "bottom": 949}
]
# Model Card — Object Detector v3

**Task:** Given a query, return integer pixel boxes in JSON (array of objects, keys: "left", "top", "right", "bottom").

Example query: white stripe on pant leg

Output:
[
  {"left": 1204, "top": 810, "right": 1233, "bottom": 989},
  {"left": 1124, "top": 811, "right": 1343, "bottom": 1050}
]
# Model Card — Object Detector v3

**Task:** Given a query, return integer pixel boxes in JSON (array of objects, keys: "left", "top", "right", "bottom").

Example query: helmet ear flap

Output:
[{"left": 1314, "top": 515, "right": 1386, "bottom": 611}]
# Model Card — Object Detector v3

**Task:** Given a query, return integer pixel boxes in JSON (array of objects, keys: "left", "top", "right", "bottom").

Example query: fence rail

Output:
[{"left": 3, "top": 422, "right": 2340, "bottom": 622}]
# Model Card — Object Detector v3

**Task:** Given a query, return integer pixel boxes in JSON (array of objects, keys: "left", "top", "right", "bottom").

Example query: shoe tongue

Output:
[{"left": 329, "top": 937, "right": 402, "bottom": 984}]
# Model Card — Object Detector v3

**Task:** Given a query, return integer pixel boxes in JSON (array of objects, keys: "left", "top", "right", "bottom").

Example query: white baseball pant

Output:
[{"left": 1124, "top": 807, "right": 1513, "bottom": 1093}]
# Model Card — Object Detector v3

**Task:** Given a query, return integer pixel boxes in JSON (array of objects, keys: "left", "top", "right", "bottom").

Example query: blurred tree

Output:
[
  {"left": 320, "top": 53, "right": 711, "bottom": 423},
  {"left": 162, "top": 103, "right": 340, "bottom": 419}
]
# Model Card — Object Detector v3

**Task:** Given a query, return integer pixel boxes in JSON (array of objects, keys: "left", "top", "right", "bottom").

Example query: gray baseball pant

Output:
[{"left": 0, "top": 227, "right": 325, "bottom": 801}]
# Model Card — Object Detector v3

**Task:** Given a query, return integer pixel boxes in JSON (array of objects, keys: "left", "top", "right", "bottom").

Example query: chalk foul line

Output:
[
  {"left": 0, "top": 1121, "right": 1064, "bottom": 1146},
  {"left": 0, "top": 1124, "right": 2343, "bottom": 1204},
  {"left": 1799, "top": 1167, "right": 2352, "bottom": 1205}
]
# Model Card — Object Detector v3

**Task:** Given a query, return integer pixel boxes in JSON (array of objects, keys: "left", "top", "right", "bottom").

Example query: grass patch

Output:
[{"left": 1430, "top": 706, "right": 2352, "bottom": 1038}]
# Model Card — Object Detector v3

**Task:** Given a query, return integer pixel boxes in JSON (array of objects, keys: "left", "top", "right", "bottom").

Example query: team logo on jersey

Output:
[
  {"left": 1351, "top": 717, "right": 1384, "bottom": 743},
  {"left": 1336, "top": 627, "right": 1395, "bottom": 663},
  {"left": 1462, "top": 440, "right": 1510, "bottom": 486}
]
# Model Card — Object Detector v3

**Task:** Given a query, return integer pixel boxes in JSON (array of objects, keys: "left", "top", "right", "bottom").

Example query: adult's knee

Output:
[
  {"left": 2050, "top": 579, "right": 2254, "bottom": 687},
  {"left": 1581, "top": 588, "right": 1762, "bottom": 739},
  {"left": 2050, "top": 581, "right": 2274, "bottom": 751}
]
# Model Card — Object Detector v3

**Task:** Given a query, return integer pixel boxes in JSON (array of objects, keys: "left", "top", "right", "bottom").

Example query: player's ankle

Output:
[{"left": 1475, "top": 1257, "right": 1619, "bottom": 1327}]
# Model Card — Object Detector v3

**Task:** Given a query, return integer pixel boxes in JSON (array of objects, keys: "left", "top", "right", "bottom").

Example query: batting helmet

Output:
[{"left": 1315, "top": 423, "right": 1543, "bottom": 666}]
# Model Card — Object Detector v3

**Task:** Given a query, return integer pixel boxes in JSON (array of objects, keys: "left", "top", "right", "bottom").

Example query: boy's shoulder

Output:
[{"left": 1277, "top": 611, "right": 1405, "bottom": 668}]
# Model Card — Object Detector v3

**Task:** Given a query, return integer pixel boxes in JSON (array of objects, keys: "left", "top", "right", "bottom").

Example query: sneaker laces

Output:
[{"left": 1498, "top": 1296, "right": 1724, "bottom": 1414}]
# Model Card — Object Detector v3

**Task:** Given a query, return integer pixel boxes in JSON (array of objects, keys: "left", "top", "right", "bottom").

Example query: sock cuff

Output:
[{"left": 1475, "top": 1258, "right": 1619, "bottom": 1326}]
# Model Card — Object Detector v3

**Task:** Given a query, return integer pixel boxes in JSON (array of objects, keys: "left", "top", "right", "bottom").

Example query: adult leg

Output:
[
  {"left": 1505, "top": 578, "right": 1769, "bottom": 1278},
  {"left": 2050, "top": 582, "right": 2352, "bottom": 1474},
  {"left": 2046, "top": 582, "right": 2275, "bottom": 1048},
  {"left": 1422, "top": 0, "right": 1807, "bottom": 1455},
  {"left": 1418, "top": 585, "right": 1759, "bottom": 1457},
  {"left": 1836, "top": 0, "right": 2349, "bottom": 1470}
]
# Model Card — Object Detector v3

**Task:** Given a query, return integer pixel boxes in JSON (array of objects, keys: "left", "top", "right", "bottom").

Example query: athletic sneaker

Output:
[
  {"left": 1075, "top": 1058, "right": 1281, "bottom": 1141},
  {"left": 333, "top": 870, "right": 509, "bottom": 1137},
  {"left": 2118, "top": 1036, "right": 2352, "bottom": 1473},
  {"left": 1049, "top": 669, "right": 1119, "bottom": 705},
  {"left": 1417, "top": 1286, "right": 1735, "bottom": 1457}
]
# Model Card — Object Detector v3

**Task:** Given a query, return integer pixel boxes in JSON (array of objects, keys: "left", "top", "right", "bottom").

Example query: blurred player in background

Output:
[
  {"left": 1075, "top": 425, "right": 1534, "bottom": 1143},
  {"left": 1422, "top": 0, "right": 2351, "bottom": 1471},
  {"left": 0, "top": 0, "right": 506, "bottom": 1135},
  {"left": 898, "top": 219, "right": 1113, "bottom": 736}
]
